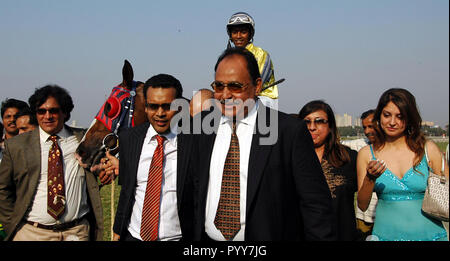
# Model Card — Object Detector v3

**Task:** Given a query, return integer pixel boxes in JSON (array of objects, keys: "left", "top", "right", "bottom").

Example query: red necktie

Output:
[
  {"left": 140, "top": 135, "right": 165, "bottom": 241},
  {"left": 214, "top": 122, "right": 241, "bottom": 240},
  {"left": 47, "top": 135, "right": 65, "bottom": 220}
]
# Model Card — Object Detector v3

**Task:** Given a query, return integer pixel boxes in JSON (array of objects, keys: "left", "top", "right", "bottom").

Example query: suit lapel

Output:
[
  {"left": 129, "top": 123, "right": 149, "bottom": 186},
  {"left": 70, "top": 127, "right": 85, "bottom": 142},
  {"left": 176, "top": 134, "right": 187, "bottom": 209},
  {"left": 25, "top": 129, "right": 42, "bottom": 196},
  {"left": 198, "top": 129, "right": 218, "bottom": 213},
  {"left": 246, "top": 105, "right": 274, "bottom": 214}
]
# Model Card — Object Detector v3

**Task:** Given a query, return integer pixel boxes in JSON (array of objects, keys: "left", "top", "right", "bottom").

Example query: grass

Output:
[
  {"left": 436, "top": 141, "right": 448, "bottom": 154},
  {"left": 99, "top": 179, "right": 121, "bottom": 241}
]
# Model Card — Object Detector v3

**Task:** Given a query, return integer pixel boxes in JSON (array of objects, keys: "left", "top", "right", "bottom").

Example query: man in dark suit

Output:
[
  {"left": 0, "top": 85, "right": 103, "bottom": 241},
  {"left": 192, "top": 47, "right": 336, "bottom": 241},
  {"left": 112, "top": 74, "right": 194, "bottom": 241}
]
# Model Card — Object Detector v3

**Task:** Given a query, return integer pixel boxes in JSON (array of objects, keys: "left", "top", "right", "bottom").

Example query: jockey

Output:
[{"left": 226, "top": 12, "right": 279, "bottom": 109}]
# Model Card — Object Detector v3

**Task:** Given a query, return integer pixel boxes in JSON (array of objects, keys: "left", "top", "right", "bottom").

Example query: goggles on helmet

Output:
[{"left": 228, "top": 15, "right": 253, "bottom": 25}]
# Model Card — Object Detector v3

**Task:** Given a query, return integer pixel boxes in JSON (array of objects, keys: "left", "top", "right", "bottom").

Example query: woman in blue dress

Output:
[{"left": 356, "top": 88, "right": 448, "bottom": 241}]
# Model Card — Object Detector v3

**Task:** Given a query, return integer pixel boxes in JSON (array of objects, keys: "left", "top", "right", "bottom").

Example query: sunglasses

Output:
[
  {"left": 145, "top": 103, "right": 172, "bottom": 111},
  {"left": 211, "top": 81, "right": 248, "bottom": 93},
  {"left": 36, "top": 108, "right": 61, "bottom": 115},
  {"left": 305, "top": 118, "right": 329, "bottom": 125}
]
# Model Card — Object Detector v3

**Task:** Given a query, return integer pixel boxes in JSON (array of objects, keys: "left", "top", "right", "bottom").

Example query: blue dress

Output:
[{"left": 369, "top": 145, "right": 447, "bottom": 241}]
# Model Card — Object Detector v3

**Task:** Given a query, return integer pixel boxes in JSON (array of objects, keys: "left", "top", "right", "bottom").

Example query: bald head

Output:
[{"left": 190, "top": 89, "right": 215, "bottom": 117}]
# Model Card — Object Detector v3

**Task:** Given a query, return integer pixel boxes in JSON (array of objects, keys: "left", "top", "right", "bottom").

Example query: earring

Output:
[{"left": 407, "top": 127, "right": 413, "bottom": 135}]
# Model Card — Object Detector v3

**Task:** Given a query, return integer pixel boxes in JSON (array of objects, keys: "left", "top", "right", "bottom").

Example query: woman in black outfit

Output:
[{"left": 299, "top": 100, "right": 358, "bottom": 241}]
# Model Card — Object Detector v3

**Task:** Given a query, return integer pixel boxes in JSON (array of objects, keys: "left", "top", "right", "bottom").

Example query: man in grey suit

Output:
[{"left": 0, "top": 85, "right": 103, "bottom": 241}]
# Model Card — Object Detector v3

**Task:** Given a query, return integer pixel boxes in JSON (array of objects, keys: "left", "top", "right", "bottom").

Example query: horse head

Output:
[{"left": 76, "top": 60, "right": 147, "bottom": 173}]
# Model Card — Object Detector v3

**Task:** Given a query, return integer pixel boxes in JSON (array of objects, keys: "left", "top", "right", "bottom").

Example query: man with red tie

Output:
[
  {"left": 0, "top": 85, "right": 103, "bottom": 241},
  {"left": 112, "top": 74, "right": 194, "bottom": 241}
]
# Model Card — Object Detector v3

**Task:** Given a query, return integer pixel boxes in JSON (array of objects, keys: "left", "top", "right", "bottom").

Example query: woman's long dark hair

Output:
[
  {"left": 373, "top": 88, "right": 426, "bottom": 169},
  {"left": 299, "top": 100, "right": 350, "bottom": 168}
]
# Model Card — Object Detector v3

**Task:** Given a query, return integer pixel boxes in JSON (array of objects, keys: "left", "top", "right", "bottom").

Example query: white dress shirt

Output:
[
  {"left": 26, "top": 126, "right": 89, "bottom": 225},
  {"left": 205, "top": 102, "right": 259, "bottom": 241},
  {"left": 127, "top": 125, "right": 181, "bottom": 241}
]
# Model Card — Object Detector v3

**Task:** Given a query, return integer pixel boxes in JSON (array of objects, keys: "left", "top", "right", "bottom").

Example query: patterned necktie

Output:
[
  {"left": 140, "top": 135, "right": 166, "bottom": 241},
  {"left": 47, "top": 135, "right": 65, "bottom": 220},
  {"left": 214, "top": 122, "right": 241, "bottom": 240}
]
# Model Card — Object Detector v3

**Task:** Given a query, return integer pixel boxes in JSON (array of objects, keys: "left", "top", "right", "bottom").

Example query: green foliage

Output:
[
  {"left": 338, "top": 126, "right": 363, "bottom": 137},
  {"left": 338, "top": 126, "right": 448, "bottom": 139},
  {"left": 422, "top": 126, "right": 448, "bottom": 137}
]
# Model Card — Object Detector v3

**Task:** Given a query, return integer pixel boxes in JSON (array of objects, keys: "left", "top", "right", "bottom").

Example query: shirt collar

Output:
[
  {"left": 39, "top": 125, "right": 70, "bottom": 143},
  {"left": 146, "top": 123, "right": 177, "bottom": 146}
]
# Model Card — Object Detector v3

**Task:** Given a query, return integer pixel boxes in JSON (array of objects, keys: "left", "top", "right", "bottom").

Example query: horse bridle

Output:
[
  {"left": 100, "top": 85, "right": 137, "bottom": 153},
  {"left": 99, "top": 133, "right": 119, "bottom": 153}
]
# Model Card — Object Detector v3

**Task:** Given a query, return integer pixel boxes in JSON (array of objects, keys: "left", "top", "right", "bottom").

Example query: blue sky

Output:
[{"left": 1, "top": 0, "right": 448, "bottom": 127}]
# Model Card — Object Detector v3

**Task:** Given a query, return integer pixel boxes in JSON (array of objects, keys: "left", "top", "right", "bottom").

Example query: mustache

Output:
[{"left": 219, "top": 99, "right": 243, "bottom": 105}]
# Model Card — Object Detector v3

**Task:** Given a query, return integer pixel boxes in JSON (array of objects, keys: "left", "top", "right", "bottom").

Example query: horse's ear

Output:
[{"left": 122, "top": 59, "right": 134, "bottom": 89}]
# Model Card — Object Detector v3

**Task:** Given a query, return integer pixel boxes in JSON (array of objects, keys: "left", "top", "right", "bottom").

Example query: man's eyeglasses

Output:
[
  {"left": 211, "top": 81, "right": 248, "bottom": 93},
  {"left": 36, "top": 108, "right": 61, "bottom": 115},
  {"left": 145, "top": 103, "right": 172, "bottom": 111},
  {"left": 305, "top": 118, "right": 329, "bottom": 126}
]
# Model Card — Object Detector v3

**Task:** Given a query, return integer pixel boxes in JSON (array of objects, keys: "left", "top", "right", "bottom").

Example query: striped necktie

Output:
[
  {"left": 140, "top": 135, "right": 165, "bottom": 241},
  {"left": 214, "top": 122, "right": 241, "bottom": 240},
  {"left": 47, "top": 135, "right": 65, "bottom": 220}
]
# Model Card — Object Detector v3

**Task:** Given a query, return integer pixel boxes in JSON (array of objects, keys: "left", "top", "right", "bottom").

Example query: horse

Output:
[{"left": 75, "top": 60, "right": 147, "bottom": 173}]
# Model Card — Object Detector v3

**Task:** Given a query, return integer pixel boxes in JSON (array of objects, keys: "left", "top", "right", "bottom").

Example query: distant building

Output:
[
  {"left": 335, "top": 113, "right": 353, "bottom": 127},
  {"left": 422, "top": 121, "right": 435, "bottom": 127}
]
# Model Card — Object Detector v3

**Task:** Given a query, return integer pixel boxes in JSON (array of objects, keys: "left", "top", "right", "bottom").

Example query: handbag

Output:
[{"left": 422, "top": 145, "right": 449, "bottom": 222}]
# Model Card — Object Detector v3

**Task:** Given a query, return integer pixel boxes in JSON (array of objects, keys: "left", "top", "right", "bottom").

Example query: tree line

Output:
[{"left": 338, "top": 125, "right": 449, "bottom": 138}]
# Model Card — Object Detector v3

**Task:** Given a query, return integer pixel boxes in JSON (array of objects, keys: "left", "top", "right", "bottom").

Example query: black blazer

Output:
[
  {"left": 112, "top": 122, "right": 195, "bottom": 240},
  {"left": 191, "top": 104, "right": 336, "bottom": 241}
]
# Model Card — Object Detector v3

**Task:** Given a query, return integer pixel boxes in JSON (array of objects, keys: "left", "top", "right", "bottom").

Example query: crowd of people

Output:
[{"left": 0, "top": 12, "right": 448, "bottom": 242}]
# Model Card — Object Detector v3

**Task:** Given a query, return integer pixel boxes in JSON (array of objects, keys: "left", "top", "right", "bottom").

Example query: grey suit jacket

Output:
[{"left": 0, "top": 126, "right": 103, "bottom": 241}]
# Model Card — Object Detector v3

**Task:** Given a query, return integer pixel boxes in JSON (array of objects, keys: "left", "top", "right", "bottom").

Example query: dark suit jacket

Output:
[
  {"left": 192, "top": 104, "right": 336, "bottom": 241},
  {"left": 0, "top": 126, "right": 103, "bottom": 241},
  {"left": 112, "top": 122, "right": 194, "bottom": 240}
]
